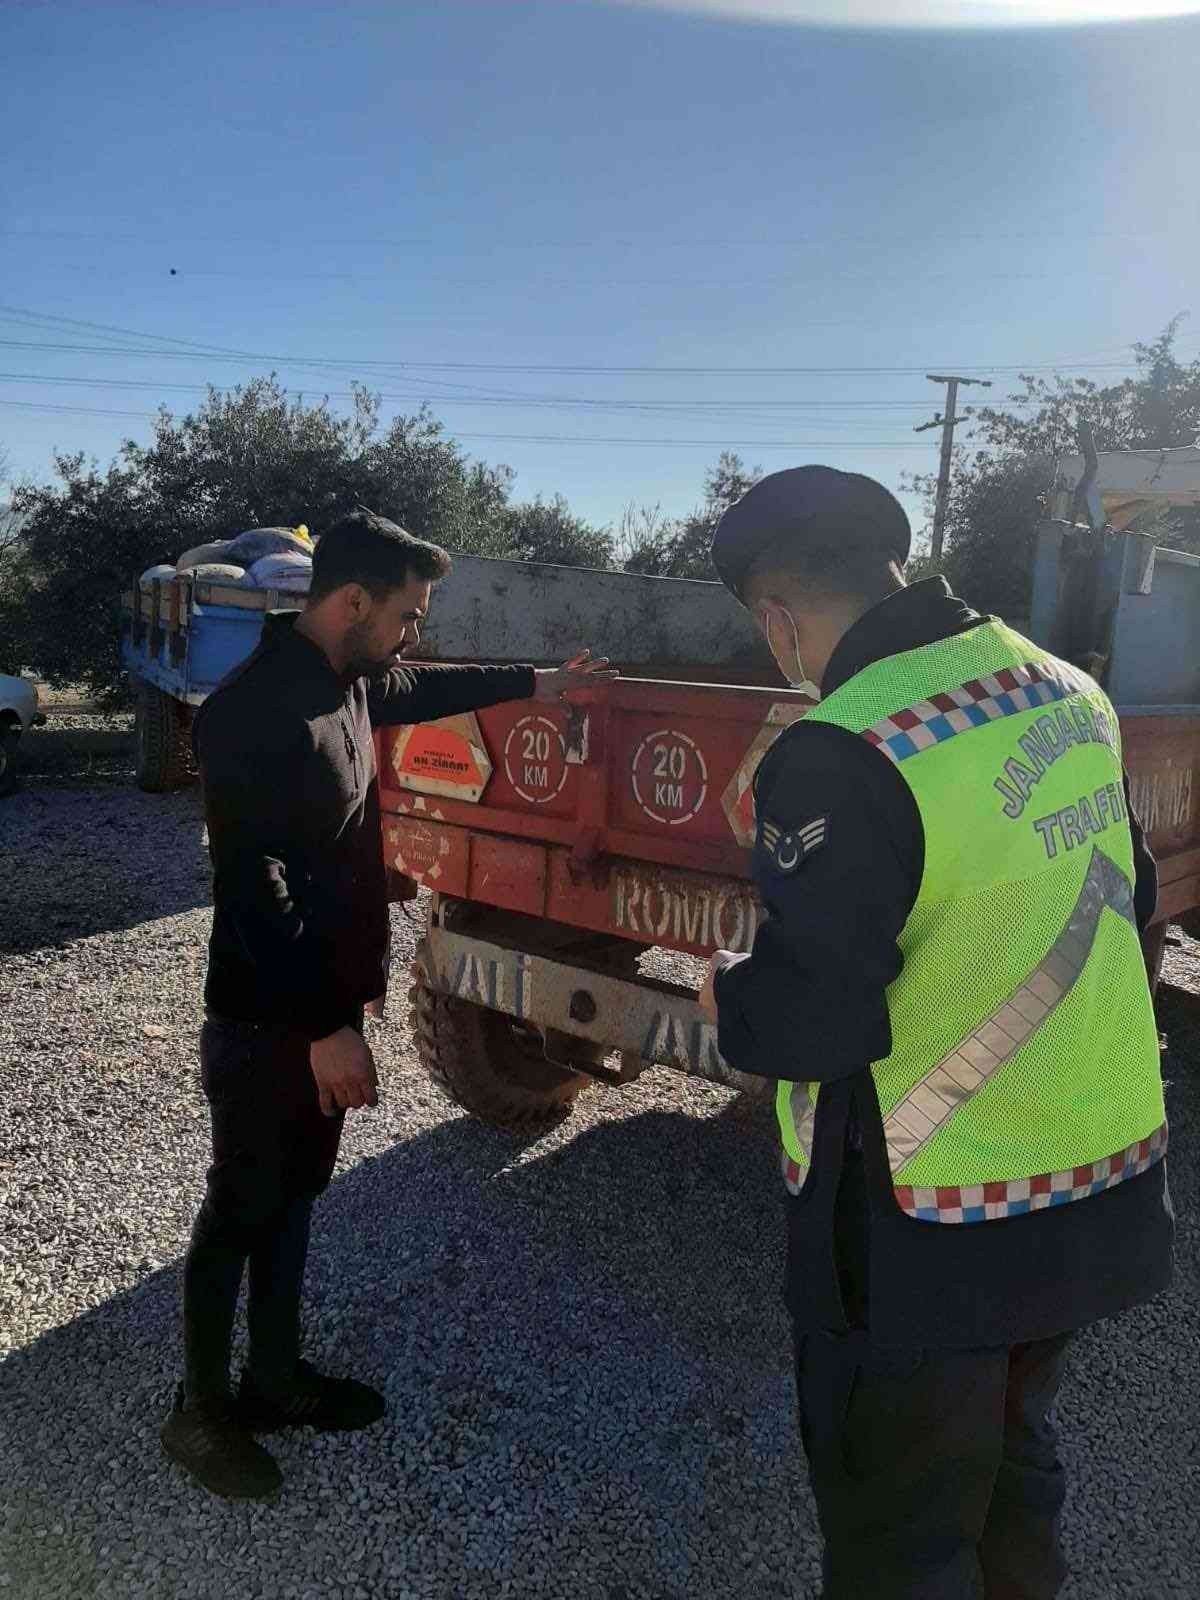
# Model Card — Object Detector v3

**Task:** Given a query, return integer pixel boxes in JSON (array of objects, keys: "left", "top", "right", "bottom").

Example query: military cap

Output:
[{"left": 710, "top": 465, "right": 911, "bottom": 601}]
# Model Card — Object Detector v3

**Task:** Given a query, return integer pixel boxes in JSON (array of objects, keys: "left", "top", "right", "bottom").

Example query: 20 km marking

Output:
[
  {"left": 504, "top": 715, "right": 569, "bottom": 805},
  {"left": 631, "top": 728, "right": 709, "bottom": 825}
]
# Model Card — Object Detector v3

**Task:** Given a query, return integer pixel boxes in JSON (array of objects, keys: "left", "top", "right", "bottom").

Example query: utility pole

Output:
[{"left": 915, "top": 373, "right": 992, "bottom": 563}]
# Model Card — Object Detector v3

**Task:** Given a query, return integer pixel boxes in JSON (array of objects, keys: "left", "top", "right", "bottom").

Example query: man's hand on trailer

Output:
[{"left": 533, "top": 649, "right": 617, "bottom": 702}]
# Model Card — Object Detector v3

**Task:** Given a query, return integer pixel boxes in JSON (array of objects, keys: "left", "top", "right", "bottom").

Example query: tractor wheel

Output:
[
  {"left": 409, "top": 903, "right": 644, "bottom": 1131},
  {"left": 135, "top": 684, "right": 196, "bottom": 793},
  {"left": 409, "top": 979, "right": 590, "bottom": 1130}
]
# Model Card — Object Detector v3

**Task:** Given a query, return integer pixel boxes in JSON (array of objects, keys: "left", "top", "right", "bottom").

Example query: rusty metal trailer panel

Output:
[
  {"left": 408, "top": 552, "right": 775, "bottom": 681},
  {"left": 120, "top": 553, "right": 775, "bottom": 709},
  {"left": 380, "top": 680, "right": 811, "bottom": 961}
]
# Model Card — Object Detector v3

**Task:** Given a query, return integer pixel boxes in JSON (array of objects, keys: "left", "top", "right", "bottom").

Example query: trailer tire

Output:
[
  {"left": 410, "top": 979, "right": 589, "bottom": 1130},
  {"left": 135, "top": 684, "right": 196, "bottom": 793},
  {"left": 0, "top": 723, "right": 20, "bottom": 798}
]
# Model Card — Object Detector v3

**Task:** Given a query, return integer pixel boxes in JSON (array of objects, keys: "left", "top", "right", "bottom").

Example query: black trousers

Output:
[
  {"left": 794, "top": 1326, "right": 1072, "bottom": 1600},
  {"left": 181, "top": 1015, "right": 347, "bottom": 1404}
]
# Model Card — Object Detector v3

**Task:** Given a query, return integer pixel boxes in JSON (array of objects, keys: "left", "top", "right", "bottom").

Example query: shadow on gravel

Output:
[
  {"left": 2, "top": 1057, "right": 1196, "bottom": 1598},
  {"left": 0, "top": 785, "right": 211, "bottom": 954},
  {"left": 0, "top": 1095, "right": 816, "bottom": 1600},
  {"left": 17, "top": 722, "right": 136, "bottom": 786}
]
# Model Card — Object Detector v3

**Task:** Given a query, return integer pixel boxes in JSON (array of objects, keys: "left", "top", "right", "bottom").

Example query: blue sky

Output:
[{"left": 2, "top": 1, "right": 1198, "bottom": 541}]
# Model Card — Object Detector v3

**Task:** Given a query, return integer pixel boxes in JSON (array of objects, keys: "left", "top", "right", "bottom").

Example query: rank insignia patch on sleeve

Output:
[{"left": 761, "top": 815, "right": 828, "bottom": 874}]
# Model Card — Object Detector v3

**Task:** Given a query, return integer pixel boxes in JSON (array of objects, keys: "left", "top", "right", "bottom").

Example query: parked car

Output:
[{"left": 0, "top": 672, "right": 46, "bottom": 796}]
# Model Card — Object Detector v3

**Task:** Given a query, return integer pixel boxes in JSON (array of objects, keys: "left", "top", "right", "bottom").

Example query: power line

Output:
[
  {"left": 0, "top": 370, "right": 994, "bottom": 412},
  {"left": 0, "top": 307, "right": 1159, "bottom": 388},
  {"left": 0, "top": 305, "right": 1151, "bottom": 379},
  {"left": 337, "top": 358, "right": 1141, "bottom": 377},
  {"left": 0, "top": 399, "right": 164, "bottom": 420},
  {"left": 0, "top": 336, "right": 1142, "bottom": 380},
  {"left": 450, "top": 434, "right": 930, "bottom": 449},
  {"left": 0, "top": 398, "right": 931, "bottom": 447},
  {"left": 0, "top": 305, "right": 282, "bottom": 363}
]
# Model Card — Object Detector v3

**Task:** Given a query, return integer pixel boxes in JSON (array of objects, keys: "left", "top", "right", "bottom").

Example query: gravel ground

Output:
[
  {"left": 13, "top": 710, "right": 135, "bottom": 789},
  {"left": 0, "top": 720, "right": 1197, "bottom": 1599}
]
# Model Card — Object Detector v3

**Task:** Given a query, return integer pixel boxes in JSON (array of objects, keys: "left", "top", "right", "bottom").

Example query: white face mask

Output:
[{"left": 762, "top": 605, "right": 822, "bottom": 701}]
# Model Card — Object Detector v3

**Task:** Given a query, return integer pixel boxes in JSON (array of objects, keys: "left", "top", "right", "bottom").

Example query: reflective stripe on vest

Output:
[
  {"left": 781, "top": 1124, "right": 1168, "bottom": 1220},
  {"left": 780, "top": 846, "right": 1168, "bottom": 1213},
  {"left": 883, "top": 848, "right": 1134, "bottom": 1175},
  {"left": 858, "top": 658, "right": 1091, "bottom": 766}
]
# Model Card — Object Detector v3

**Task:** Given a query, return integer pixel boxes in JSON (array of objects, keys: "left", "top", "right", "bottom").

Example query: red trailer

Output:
[
  {"left": 385, "top": 676, "right": 810, "bottom": 1123},
  {"left": 386, "top": 514, "right": 1200, "bottom": 1126}
]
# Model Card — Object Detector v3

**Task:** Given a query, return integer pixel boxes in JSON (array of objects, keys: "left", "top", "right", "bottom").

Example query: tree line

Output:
[{"left": 1, "top": 320, "right": 1196, "bottom": 697}]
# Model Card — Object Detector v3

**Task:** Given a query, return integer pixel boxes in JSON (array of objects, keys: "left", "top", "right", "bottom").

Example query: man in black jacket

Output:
[
  {"left": 162, "top": 511, "right": 611, "bottom": 1499},
  {"left": 699, "top": 468, "right": 1172, "bottom": 1600}
]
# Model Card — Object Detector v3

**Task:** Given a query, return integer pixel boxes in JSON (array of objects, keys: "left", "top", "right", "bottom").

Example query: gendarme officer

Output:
[{"left": 699, "top": 466, "right": 1173, "bottom": 1600}]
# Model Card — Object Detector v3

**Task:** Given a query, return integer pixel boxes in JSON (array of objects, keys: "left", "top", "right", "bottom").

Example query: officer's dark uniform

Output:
[{"left": 709, "top": 471, "right": 1173, "bottom": 1600}]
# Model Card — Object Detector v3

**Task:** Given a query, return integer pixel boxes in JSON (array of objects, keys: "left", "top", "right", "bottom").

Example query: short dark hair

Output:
[
  {"left": 309, "top": 510, "right": 452, "bottom": 603},
  {"left": 743, "top": 512, "right": 903, "bottom": 605}
]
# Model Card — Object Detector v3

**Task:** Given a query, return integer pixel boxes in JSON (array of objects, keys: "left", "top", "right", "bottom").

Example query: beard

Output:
[{"left": 342, "top": 619, "right": 398, "bottom": 681}]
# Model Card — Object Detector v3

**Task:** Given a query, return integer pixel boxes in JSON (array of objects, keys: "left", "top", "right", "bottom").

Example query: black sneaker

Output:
[
  {"left": 160, "top": 1386, "right": 283, "bottom": 1501},
  {"left": 236, "top": 1359, "right": 386, "bottom": 1433}
]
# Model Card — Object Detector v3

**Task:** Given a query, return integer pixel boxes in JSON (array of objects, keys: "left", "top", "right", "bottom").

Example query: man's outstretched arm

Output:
[{"left": 366, "top": 649, "right": 615, "bottom": 727}]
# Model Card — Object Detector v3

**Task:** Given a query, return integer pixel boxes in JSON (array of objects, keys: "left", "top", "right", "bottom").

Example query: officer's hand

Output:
[
  {"left": 699, "top": 965, "right": 718, "bottom": 1022},
  {"left": 310, "top": 1026, "right": 380, "bottom": 1117},
  {"left": 700, "top": 947, "right": 739, "bottom": 1024},
  {"left": 365, "top": 994, "right": 386, "bottom": 1020}
]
